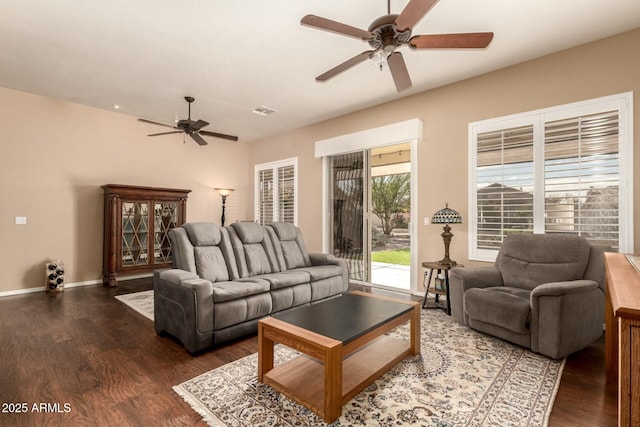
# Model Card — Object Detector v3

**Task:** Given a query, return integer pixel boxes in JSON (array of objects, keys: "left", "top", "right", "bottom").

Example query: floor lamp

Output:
[
  {"left": 214, "top": 188, "right": 234, "bottom": 226},
  {"left": 431, "top": 203, "right": 463, "bottom": 266}
]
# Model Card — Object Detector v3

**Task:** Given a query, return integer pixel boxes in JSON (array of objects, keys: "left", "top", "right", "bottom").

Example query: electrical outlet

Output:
[{"left": 15, "top": 216, "right": 27, "bottom": 225}]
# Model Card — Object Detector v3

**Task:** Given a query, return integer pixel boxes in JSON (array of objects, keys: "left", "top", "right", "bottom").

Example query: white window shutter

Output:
[{"left": 255, "top": 158, "right": 298, "bottom": 225}]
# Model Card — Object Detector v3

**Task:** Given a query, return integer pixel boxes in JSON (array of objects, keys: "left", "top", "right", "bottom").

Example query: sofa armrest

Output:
[
  {"left": 529, "top": 279, "right": 604, "bottom": 358},
  {"left": 449, "top": 266, "right": 503, "bottom": 325},
  {"left": 153, "top": 269, "right": 215, "bottom": 353},
  {"left": 309, "top": 252, "right": 337, "bottom": 265},
  {"left": 309, "top": 252, "right": 349, "bottom": 293}
]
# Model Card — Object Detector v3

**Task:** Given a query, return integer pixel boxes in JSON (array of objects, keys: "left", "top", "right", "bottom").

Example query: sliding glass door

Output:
[
  {"left": 330, "top": 152, "right": 367, "bottom": 281},
  {"left": 329, "top": 143, "right": 412, "bottom": 290}
]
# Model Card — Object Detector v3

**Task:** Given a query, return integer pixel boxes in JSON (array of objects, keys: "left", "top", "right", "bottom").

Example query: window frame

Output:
[
  {"left": 254, "top": 157, "right": 298, "bottom": 225},
  {"left": 468, "top": 92, "right": 633, "bottom": 262}
]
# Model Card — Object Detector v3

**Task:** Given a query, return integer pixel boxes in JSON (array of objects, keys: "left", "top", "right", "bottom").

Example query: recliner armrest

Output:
[
  {"left": 531, "top": 279, "right": 599, "bottom": 297},
  {"left": 450, "top": 266, "right": 503, "bottom": 291},
  {"left": 529, "top": 279, "right": 604, "bottom": 358},
  {"left": 449, "top": 266, "right": 503, "bottom": 325}
]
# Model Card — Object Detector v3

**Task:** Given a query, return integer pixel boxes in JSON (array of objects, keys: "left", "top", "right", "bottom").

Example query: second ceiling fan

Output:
[
  {"left": 138, "top": 96, "right": 238, "bottom": 145},
  {"left": 301, "top": 0, "right": 494, "bottom": 92}
]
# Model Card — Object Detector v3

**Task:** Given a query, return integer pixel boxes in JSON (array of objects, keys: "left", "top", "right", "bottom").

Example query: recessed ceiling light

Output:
[
  {"left": 113, "top": 104, "right": 121, "bottom": 109},
  {"left": 252, "top": 106, "right": 277, "bottom": 116}
]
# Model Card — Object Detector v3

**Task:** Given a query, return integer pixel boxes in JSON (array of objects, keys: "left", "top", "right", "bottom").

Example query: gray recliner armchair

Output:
[{"left": 449, "top": 233, "right": 605, "bottom": 359}]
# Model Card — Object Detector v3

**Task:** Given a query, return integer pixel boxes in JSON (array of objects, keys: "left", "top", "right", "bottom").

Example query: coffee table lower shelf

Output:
[
  {"left": 262, "top": 335, "right": 409, "bottom": 419},
  {"left": 258, "top": 291, "right": 420, "bottom": 423}
]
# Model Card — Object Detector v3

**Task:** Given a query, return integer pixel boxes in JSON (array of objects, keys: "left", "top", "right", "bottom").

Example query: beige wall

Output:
[
  {"left": 2, "top": 28, "right": 638, "bottom": 294},
  {"left": 247, "top": 28, "right": 640, "bottom": 288},
  {"left": 0, "top": 88, "right": 250, "bottom": 293}
]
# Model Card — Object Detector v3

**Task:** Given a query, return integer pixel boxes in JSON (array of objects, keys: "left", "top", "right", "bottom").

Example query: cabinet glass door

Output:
[
  {"left": 122, "top": 201, "right": 149, "bottom": 267},
  {"left": 154, "top": 202, "right": 177, "bottom": 264}
]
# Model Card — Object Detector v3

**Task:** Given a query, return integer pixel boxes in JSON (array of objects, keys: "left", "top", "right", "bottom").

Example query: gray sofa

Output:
[
  {"left": 153, "top": 221, "right": 348, "bottom": 353},
  {"left": 449, "top": 233, "right": 605, "bottom": 359}
]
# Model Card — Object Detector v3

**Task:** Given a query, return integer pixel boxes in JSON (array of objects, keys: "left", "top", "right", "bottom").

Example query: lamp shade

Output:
[
  {"left": 214, "top": 188, "right": 234, "bottom": 197},
  {"left": 432, "top": 203, "right": 462, "bottom": 224}
]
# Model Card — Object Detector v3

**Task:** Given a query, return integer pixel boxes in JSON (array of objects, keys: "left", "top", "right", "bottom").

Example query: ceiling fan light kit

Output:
[
  {"left": 301, "top": 0, "right": 494, "bottom": 92},
  {"left": 138, "top": 96, "right": 239, "bottom": 146}
]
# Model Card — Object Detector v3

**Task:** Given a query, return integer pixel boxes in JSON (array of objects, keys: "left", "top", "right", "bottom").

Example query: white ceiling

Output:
[{"left": 1, "top": 0, "right": 639, "bottom": 143}]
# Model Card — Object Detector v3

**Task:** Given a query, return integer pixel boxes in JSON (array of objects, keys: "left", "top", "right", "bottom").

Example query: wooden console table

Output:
[{"left": 604, "top": 252, "right": 640, "bottom": 426}]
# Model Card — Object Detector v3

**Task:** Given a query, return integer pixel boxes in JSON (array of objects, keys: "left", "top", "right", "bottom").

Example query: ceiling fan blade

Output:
[
  {"left": 148, "top": 131, "right": 184, "bottom": 137},
  {"left": 409, "top": 32, "right": 494, "bottom": 49},
  {"left": 301, "top": 14, "right": 373, "bottom": 40},
  {"left": 189, "top": 119, "right": 209, "bottom": 131},
  {"left": 395, "top": 0, "right": 439, "bottom": 32},
  {"left": 387, "top": 52, "right": 412, "bottom": 92},
  {"left": 189, "top": 133, "right": 208, "bottom": 146},
  {"left": 200, "top": 130, "right": 239, "bottom": 142},
  {"left": 138, "top": 118, "right": 177, "bottom": 129},
  {"left": 316, "top": 50, "right": 375, "bottom": 82}
]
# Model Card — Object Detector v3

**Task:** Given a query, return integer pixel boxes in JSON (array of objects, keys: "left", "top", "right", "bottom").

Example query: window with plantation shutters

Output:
[
  {"left": 278, "top": 164, "right": 295, "bottom": 223},
  {"left": 255, "top": 158, "right": 298, "bottom": 225},
  {"left": 257, "top": 168, "right": 274, "bottom": 225},
  {"left": 544, "top": 111, "right": 620, "bottom": 250},
  {"left": 476, "top": 125, "right": 534, "bottom": 251},
  {"left": 469, "top": 93, "right": 632, "bottom": 261}
]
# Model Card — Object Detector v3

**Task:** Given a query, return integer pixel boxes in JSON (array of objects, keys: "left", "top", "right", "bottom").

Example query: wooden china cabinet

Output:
[{"left": 102, "top": 184, "right": 190, "bottom": 287}]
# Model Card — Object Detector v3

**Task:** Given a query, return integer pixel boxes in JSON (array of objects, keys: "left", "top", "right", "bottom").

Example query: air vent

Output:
[{"left": 252, "top": 106, "right": 277, "bottom": 116}]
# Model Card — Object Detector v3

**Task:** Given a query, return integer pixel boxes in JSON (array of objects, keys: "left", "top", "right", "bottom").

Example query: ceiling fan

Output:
[
  {"left": 301, "top": 0, "right": 494, "bottom": 92},
  {"left": 138, "top": 96, "right": 238, "bottom": 145}
]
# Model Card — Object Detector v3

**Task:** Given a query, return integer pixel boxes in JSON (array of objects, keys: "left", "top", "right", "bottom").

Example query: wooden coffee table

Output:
[{"left": 257, "top": 291, "right": 420, "bottom": 423}]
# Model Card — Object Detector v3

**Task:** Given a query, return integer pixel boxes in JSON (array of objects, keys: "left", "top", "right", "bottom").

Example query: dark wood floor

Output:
[{"left": 0, "top": 279, "right": 617, "bottom": 426}]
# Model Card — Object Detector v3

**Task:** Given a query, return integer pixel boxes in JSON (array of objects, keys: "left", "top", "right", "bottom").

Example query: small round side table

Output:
[{"left": 421, "top": 261, "right": 463, "bottom": 315}]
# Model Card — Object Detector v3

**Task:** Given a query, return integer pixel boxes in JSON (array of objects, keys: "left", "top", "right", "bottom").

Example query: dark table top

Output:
[{"left": 271, "top": 293, "right": 413, "bottom": 345}]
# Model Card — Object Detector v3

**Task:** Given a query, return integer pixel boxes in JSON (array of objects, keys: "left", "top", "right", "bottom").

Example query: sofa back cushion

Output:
[
  {"left": 229, "top": 222, "right": 279, "bottom": 277},
  {"left": 268, "top": 222, "right": 311, "bottom": 270},
  {"left": 496, "top": 233, "right": 591, "bottom": 290},
  {"left": 169, "top": 227, "right": 195, "bottom": 272},
  {"left": 181, "top": 222, "right": 238, "bottom": 282}
]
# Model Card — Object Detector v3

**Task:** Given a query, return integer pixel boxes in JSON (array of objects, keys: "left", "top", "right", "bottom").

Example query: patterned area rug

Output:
[
  {"left": 174, "top": 308, "right": 565, "bottom": 426},
  {"left": 115, "top": 290, "right": 154, "bottom": 321}
]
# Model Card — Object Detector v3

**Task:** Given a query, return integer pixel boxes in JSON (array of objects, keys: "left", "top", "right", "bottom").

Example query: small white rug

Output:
[
  {"left": 115, "top": 289, "right": 154, "bottom": 321},
  {"left": 174, "top": 309, "right": 566, "bottom": 426}
]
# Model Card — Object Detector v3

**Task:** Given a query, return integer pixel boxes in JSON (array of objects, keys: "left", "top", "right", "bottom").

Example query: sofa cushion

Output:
[
  {"left": 184, "top": 222, "right": 222, "bottom": 246},
  {"left": 268, "top": 222, "right": 312, "bottom": 270},
  {"left": 229, "top": 222, "right": 280, "bottom": 276},
  {"left": 211, "top": 278, "right": 270, "bottom": 303},
  {"left": 194, "top": 246, "right": 229, "bottom": 283},
  {"left": 245, "top": 244, "right": 273, "bottom": 276},
  {"left": 259, "top": 271, "right": 310, "bottom": 290},
  {"left": 169, "top": 227, "right": 196, "bottom": 272},
  {"left": 231, "top": 222, "right": 265, "bottom": 244},
  {"left": 464, "top": 286, "right": 531, "bottom": 334},
  {"left": 280, "top": 241, "right": 307, "bottom": 269},
  {"left": 496, "top": 233, "right": 591, "bottom": 290},
  {"left": 270, "top": 222, "right": 298, "bottom": 241}
]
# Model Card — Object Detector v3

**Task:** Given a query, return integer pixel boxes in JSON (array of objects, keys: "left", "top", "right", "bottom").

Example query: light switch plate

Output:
[{"left": 423, "top": 217, "right": 429, "bottom": 226}]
